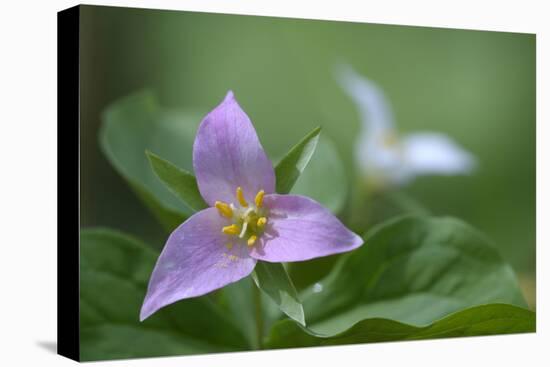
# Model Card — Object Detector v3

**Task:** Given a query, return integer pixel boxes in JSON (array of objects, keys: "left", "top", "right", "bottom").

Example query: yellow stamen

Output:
[
  {"left": 215, "top": 201, "right": 233, "bottom": 218},
  {"left": 247, "top": 235, "right": 257, "bottom": 246},
  {"left": 222, "top": 224, "right": 240, "bottom": 235},
  {"left": 225, "top": 243, "right": 233, "bottom": 250},
  {"left": 255, "top": 190, "right": 265, "bottom": 208},
  {"left": 257, "top": 217, "right": 267, "bottom": 229},
  {"left": 236, "top": 186, "right": 248, "bottom": 207}
]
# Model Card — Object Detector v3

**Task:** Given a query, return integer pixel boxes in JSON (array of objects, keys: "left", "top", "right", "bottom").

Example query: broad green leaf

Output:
[
  {"left": 347, "top": 181, "right": 431, "bottom": 235},
  {"left": 252, "top": 262, "right": 305, "bottom": 326},
  {"left": 100, "top": 91, "right": 203, "bottom": 231},
  {"left": 146, "top": 151, "right": 207, "bottom": 212},
  {"left": 128, "top": 182, "right": 185, "bottom": 232},
  {"left": 265, "top": 304, "right": 535, "bottom": 348},
  {"left": 80, "top": 228, "right": 248, "bottom": 361},
  {"left": 300, "top": 216, "right": 527, "bottom": 335},
  {"left": 275, "top": 127, "right": 321, "bottom": 194},
  {"left": 290, "top": 135, "right": 348, "bottom": 214}
]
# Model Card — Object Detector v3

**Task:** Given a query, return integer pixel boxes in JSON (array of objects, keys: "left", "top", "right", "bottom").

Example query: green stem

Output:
[
  {"left": 345, "top": 173, "right": 372, "bottom": 233},
  {"left": 387, "top": 190, "right": 430, "bottom": 216},
  {"left": 253, "top": 284, "right": 264, "bottom": 349}
]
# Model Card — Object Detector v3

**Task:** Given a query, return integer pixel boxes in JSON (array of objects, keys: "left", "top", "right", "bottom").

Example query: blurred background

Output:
[{"left": 79, "top": 5, "right": 535, "bottom": 307}]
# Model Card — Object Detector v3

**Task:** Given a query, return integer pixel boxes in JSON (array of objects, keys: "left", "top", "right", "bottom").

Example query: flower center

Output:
[
  {"left": 214, "top": 187, "right": 267, "bottom": 247},
  {"left": 381, "top": 132, "right": 400, "bottom": 148}
]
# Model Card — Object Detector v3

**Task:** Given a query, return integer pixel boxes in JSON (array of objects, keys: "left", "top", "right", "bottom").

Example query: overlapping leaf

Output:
[
  {"left": 265, "top": 303, "right": 534, "bottom": 348},
  {"left": 300, "top": 216, "right": 527, "bottom": 335},
  {"left": 289, "top": 135, "right": 347, "bottom": 214},
  {"left": 146, "top": 151, "right": 206, "bottom": 212},
  {"left": 275, "top": 127, "right": 321, "bottom": 194}
]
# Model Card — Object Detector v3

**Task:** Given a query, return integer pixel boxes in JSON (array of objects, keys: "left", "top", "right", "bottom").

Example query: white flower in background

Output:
[{"left": 336, "top": 65, "right": 476, "bottom": 187}]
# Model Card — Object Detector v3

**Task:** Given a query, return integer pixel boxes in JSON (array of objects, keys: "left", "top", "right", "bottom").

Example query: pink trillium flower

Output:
[{"left": 140, "top": 91, "right": 363, "bottom": 321}]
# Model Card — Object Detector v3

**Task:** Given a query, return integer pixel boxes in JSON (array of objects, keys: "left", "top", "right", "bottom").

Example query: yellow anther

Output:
[
  {"left": 257, "top": 217, "right": 267, "bottom": 229},
  {"left": 255, "top": 190, "right": 265, "bottom": 208},
  {"left": 222, "top": 224, "right": 240, "bottom": 236},
  {"left": 215, "top": 201, "right": 233, "bottom": 218},
  {"left": 236, "top": 186, "right": 248, "bottom": 207},
  {"left": 247, "top": 235, "right": 257, "bottom": 247}
]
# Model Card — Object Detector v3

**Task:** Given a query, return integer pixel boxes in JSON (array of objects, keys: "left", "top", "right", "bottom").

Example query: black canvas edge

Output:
[{"left": 57, "top": 4, "right": 81, "bottom": 362}]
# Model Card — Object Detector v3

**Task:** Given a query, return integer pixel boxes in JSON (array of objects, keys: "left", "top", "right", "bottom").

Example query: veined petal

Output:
[
  {"left": 249, "top": 194, "right": 363, "bottom": 262},
  {"left": 193, "top": 91, "right": 275, "bottom": 206},
  {"left": 335, "top": 64, "right": 395, "bottom": 135},
  {"left": 140, "top": 208, "right": 256, "bottom": 321},
  {"left": 402, "top": 132, "right": 476, "bottom": 176}
]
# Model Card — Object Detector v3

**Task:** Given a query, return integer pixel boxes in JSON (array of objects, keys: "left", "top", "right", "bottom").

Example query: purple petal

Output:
[
  {"left": 140, "top": 208, "right": 256, "bottom": 321},
  {"left": 248, "top": 194, "right": 363, "bottom": 262},
  {"left": 193, "top": 91, "right": 275, "bottom": 206}
]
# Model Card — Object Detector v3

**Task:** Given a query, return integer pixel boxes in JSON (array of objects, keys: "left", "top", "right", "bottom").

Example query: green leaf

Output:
[
  {"left": 265, "top": 304, "right": 535, "bottom": 348},
  {"left": 300, "top": 216, "right": 527, "bottom": 335},
  {"left": 100, "top": 91, "right": 203, "bottom": 231},
  {"left": 252, "top": 262, "right": 305, "bottom": 326},
  {"left": 274, "top": 128, "right": 347, "bottom": 213},
  {"left": 80, "top": 228, "right": 249, "bottom": 361},
  {"left": 290, "top": 135, "right": 348, "bottom": 214},
  {"left": 127, "top": 182, "right": 186, "bottom": 232},
  {"left": 275, "top": 127, "right": 321, "bottom": 194},
  {"left": 146, "top": 151, "right": 207, "bottom": 212},
  {"left": 217, "top": 276, "right": 286, "bottom": 349},
  {"left": 216, "top": 277, "right": 259, "bottom": 349}
]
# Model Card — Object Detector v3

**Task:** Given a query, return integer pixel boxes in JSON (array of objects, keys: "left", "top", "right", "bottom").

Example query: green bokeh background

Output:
[{"left": 79, "top": 6, "right": 535, "bottom": 304}]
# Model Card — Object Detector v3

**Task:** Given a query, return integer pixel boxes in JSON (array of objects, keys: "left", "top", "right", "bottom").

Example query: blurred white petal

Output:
[
  {"left": 354, "top": 133, "right": 411, "bottom": 186},
  {"left": 402, "top": 132, "right": 477, "bottom": 176},
  {"left": 335, "top": 64, "right": 394, "bottom": 135}
]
